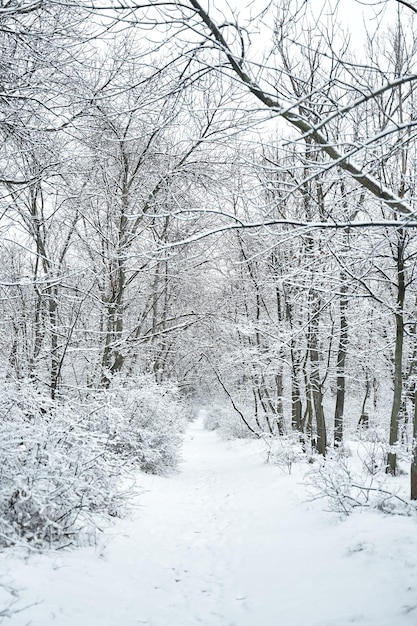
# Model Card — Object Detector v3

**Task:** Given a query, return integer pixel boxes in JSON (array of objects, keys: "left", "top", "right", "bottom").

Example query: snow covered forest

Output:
[{"left": 2, "top": 0, "right": 417, "bottom": 621}]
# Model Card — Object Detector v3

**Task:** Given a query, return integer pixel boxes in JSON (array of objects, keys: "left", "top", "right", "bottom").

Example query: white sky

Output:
[{"left": 206, "top": 0, "right": 401, "bottom": 55}]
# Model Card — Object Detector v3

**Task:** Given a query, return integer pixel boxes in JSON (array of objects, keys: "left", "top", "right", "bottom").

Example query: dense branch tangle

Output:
[{"left": 107, "top": 0, "right": 417, "bottom": 223}]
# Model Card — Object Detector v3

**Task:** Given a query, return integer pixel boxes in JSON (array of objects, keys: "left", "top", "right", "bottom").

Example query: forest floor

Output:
[{"left": 2, "top": 416, "right": 417, "bottom": 626}]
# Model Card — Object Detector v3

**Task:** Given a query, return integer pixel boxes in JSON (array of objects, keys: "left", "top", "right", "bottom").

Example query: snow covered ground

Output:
[{"left": 1, "top": 416, "right": 417, "bottom": 626}]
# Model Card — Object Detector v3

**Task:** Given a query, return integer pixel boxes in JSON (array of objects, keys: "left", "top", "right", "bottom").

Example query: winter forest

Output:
[{"left": 2, "top": 0, "right": 417, "bottom": 623}]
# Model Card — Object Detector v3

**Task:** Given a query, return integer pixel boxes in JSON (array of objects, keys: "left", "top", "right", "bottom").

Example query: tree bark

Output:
[
  {"left": 358, "top": 375, "right": 370, "bottom": 429},
  {"left": 334, "top": 279, "right": 348, "bottom": 444},
  {"left": 387, "top": 229, "right": 406, "bottom": 475},
  {"left": 411, "top": 387, "right": 417, "bottom": 499},
  {"left": 309, "top": 293, "right": 327, "bottom": 455}
]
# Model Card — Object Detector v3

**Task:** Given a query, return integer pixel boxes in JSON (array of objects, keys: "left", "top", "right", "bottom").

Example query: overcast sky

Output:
[{"left": 207, "top": 0, "right": 400, "bottom": 54}]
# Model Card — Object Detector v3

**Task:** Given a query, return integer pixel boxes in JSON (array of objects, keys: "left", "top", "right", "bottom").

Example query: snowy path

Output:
[{"left": 2, "top": 417, "right": 417, "bottom": 626}]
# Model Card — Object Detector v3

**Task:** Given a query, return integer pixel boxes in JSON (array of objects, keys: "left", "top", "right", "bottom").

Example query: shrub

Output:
[
  {"left": 306, "top": 449, "right": 415, "bottom": 516},
  {"left": 84, "top": 376, "right": 187, "bottom": 475},
  {"left": 0, "top": 381, "right": 128, "bottom": 549},
  {"left": 266, "top": 433, "right": 306, "bottom": 473},
  {"left": 0, "top": 375, "right": 187, "bottom": 549}
]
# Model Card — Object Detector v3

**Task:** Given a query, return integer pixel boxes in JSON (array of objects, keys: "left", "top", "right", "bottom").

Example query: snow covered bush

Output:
[
  {"left": 0, "top": 381, "right": 128, "bottom": 549},
  {"left": 83, "top": 376, "right": 187, "bottom": 475},
  {"left": 266, "top": 433, "right": 306, "bottom": 474},
  {"left": 306, "top": 449, "right": 415, "bottom": 516},
  {"left": 0, "top": 376, "right": 186, "bottom": 549}
]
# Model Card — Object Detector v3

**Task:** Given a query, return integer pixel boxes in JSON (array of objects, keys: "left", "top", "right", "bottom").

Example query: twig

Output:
[{"left": 351, "top": 484, "right": 413, "bottom": 508}]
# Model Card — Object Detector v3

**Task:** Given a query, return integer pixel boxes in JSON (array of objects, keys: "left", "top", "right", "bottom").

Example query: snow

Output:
[{"left": 2, "top": 416, "right": 417, "bottom": 626}]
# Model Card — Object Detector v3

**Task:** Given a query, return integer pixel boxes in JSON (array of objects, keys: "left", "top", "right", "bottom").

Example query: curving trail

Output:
[{"left": 3, "top": 416, "right": 417, "bottom": 626}]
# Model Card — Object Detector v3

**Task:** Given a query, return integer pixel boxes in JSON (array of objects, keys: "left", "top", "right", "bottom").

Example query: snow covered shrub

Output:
[
  {"left": 306, "top": 450, "right": 414, "bottom": 516},
  {"left": 266, "top": 434, "right": 306, "bottom": 474},
  {"left": 0, "top": 376, "right": 186, "bottom": 548},
  {"left": 306, "top": 456, "right": 363, "bottom": 515},
  {"left": 0, "top": 382, "right": 128, "bottom": 549},
  {"left": 85, "top": 376, "right": 186, "bottom": 475}
]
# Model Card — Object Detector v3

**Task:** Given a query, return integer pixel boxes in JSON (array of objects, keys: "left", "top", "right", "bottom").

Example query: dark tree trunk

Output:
[
  {"left": 309, "top": 294, "right": 327, "bottom": 455},
  {"left": 334, "top": 280, "right": 348, "bottom": 445},
  {"left": 358, "top": 375, "right": 370, "bottom": 429},
  {"left": 411, "top": 387, "right": 417, "bottom": 500},
  {"left": 387, "top": 230, "right": 405, "bottom": 475}
]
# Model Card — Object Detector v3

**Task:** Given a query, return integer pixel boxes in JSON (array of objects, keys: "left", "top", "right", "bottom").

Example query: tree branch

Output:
[
  {"left": 201, "top": 353, "right": 261, "bottom": 438},
  {"left": 187, "top": 0, "right": 414, "bottom": 217},
  {"left": 394, "top": 0, "right": 417, "bottom": 13}
]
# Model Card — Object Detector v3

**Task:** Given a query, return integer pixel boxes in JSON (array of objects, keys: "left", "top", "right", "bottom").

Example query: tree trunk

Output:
[
  {"left": 387, "top": 230, "right": 405, "bottom": 475},
  {"left": 291, "top": 376, "right": 303, "bottom": 432},
  {"left": 275, "top": 372, "right": 285, "bottom": 435},
  {"left": 411, "top": 387, "right": 417, "bottom": 500},
  {"left": 48, "top": 284, "right": 60, "bottom": 399},
  {"left": 309, "top": 294, "right": 327, "bottom": 455},
  {"left": 334, "top": 280, "right": 348, "bottom": 445},
  {"left": 286, "top": 300, "right": 303, "bottom": 432},
  {"left": 358, "top": 374, "right": 370, "bottom": 429}
]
